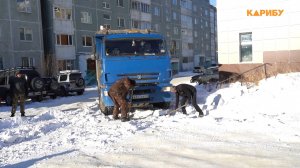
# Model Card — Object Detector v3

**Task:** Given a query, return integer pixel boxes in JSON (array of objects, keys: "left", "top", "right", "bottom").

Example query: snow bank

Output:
[{"left": 0, "top": 73, "right": 300, "bottom": 167}]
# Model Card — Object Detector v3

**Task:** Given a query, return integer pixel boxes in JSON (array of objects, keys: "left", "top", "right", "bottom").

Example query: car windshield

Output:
[{"left": 105, "top": 39, "right": 166, "bottom": 56}]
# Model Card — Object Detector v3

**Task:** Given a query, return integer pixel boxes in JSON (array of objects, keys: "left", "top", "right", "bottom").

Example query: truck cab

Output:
[{"left": 95, "top": 29, "right": 172, "bottom": 114}]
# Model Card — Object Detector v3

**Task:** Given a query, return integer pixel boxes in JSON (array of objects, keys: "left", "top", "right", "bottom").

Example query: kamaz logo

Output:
[{"left": 137, "top": 75, "right": 142, "bottom": 80}]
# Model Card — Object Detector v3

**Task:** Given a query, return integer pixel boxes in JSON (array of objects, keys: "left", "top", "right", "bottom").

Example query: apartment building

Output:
[
  {"left": 0, "top": 0, "right": 44, "bottom": 74},
  {"left": 0, "top": 0, "right": 215, "bottom": 76},
  {"left": 218, "top": 0, "right": 300, "bottom": 76}
]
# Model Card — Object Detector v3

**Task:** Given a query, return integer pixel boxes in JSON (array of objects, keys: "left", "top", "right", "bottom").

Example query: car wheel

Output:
[
  {"left": 32, "top": 95, "right": 43, "bottom": 102},
  {"left": 5, "top": 95, "right": 12, "bottom": 106},
  {"left": 31, "top": 77, "right": 45, "bottom": 91},
  {"left": 76, "top": 78, "right": 85, "bottom": 87},
  {"left": 50, "top": 95, "right": 57, "bottom": 99},
  {"left": 77, "top": 90, "right": 84, "bottom": 95},
  {"left": 50, "top": 80, "right": 59, "bottom": 91},
  {"left": 61, "top": 87, "right": 68, "bottom": 97}
]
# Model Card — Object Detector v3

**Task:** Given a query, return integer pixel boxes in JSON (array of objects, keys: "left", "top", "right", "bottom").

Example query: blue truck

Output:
[{"left": 95, "top": 29, "right": 173, "bottom": 114}]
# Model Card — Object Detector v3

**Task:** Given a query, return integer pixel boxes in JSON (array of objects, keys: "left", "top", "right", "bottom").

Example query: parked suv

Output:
[
  {"left": 0, "top": 67, "right": 59, "bottom": 105},
  {"left": 57, "top": 70, "right": 85, "bottom": 96},
  {"left": 190, "top": 66, "right": 219, "bottom": 84}
]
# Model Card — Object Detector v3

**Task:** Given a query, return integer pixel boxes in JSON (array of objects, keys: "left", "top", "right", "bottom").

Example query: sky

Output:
[
  {"left": 1, "top": 72, "right": 300, "bottom": 167},
  {"left": 210, "top": 0, "right": 216, "bottom": 6}
]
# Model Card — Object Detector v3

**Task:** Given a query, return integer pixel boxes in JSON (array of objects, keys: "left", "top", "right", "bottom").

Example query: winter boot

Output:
[{"left": 121, "top": 117, "right": 130, "bottom": 122}]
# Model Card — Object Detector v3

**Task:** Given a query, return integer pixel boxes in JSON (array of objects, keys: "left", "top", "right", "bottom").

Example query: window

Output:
[
  {"left": 81, "top": 12, "right": 92, "bottom": 24},
  {"left": 183, "top": 57, "right": 188, "bottom": 63},
  {"left": 194, "top": 31, "right": 198, "bottom": 37},
  {"left": 240, "top": 32, "right": 252, "bottom": 62},
  {"left": 173, "top": 12, "right": 177, "bottom": 20},
  {"left": 103, "top": 24, "right": 111, "bottom": 29},
  {"left": 117, "top": 0, "right": 124, "bottom": 7},
  {"left": 153, "top": 24, "right": 160, "bottom": 32},
  {"left": 131, "top": 1, "right": 150, "bottom": 13},
  {"left": 21, "top": 57, "right": 35, "bottom": 67},
  {"left": 117, "top": 18, "right": 125, "bottom": 28},
  {"left": 57, "top": 60, "right": 75, "bottom": 71},
  {"left": 0, "top": 57, "right": 3, "bottom": 69},
  {"left": 132, "top": 20, "right": 139, "bottom": 29},
  {"left": 105, "top": 39, "right": 166, "bottom": 56},
  {"left": 102, "top": 2, "right": 110, "bottom": 9},
  {"left": 174, "top": 27, "right": 179, "bottom": 35},
  {"left": 56, "top": 34, "right": 73, "bottom": 45},
  {"left": 103, "top": 14, "right": 111, "bottom": 20},
  {"left": 172, "top": 0, "right": 177, "bottom": 5},
  {"left": 17, "top": 0, "right": 32, "bottom": 13},
  {"left": 82, "top": 36, "right": 92, "bottom": 47},
  {"left": 19, "top": 28, "right": 32, "bottom": 41},
  {"left": 154, "top": 7, "right": 160, "bottom": 16},
  {"left": 194, "top": 18, "right": 198, "bottom": 25},
  {"left": 54, "top": 7, "right": 72, "bottom": 20},
  {"left": 180, "top": 0, "right": 192, "bottom": 10}
]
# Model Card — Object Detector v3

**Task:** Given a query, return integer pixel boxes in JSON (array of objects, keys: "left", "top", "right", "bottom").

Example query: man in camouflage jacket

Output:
[
  {"left": 9, "top": 73, "right": 28, "bottom": 117},
  {"left": 108, "top": 77, "right": 136, "bottom": 122}
]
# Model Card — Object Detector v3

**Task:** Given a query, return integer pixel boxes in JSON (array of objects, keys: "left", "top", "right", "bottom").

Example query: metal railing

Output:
[{"left": 216, "top": 63, "right": 272, "bottom": 88}]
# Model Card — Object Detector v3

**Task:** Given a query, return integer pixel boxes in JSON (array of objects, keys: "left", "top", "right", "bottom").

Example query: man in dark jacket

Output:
[
  {"left": 108, "top": 77, "right": 136, "bottom": 122},
  {"left": 171, "top": 84, "right": 204, "bottom": 117},
  {"left": 9, "top": 73, "right": 28, "bottom": 117}
]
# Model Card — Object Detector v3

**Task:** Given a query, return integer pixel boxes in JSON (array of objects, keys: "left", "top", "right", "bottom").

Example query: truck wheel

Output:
[
  {"left": 5, "top": 95, "right": 12, "bottom": 106},
  {"left": 154, "top": 102, "right": 170, "bottom": 109},
  {"left": 99, "top": 98, "right": 113, "bottom": 115},
  {"left": 31, "top": 77, "right": 44, "bottom": 91}
]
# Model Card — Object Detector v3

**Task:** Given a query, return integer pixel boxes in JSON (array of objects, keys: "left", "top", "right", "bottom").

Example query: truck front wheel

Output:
[{"left": 153, "top": 102, "right": 171, "bottom": 110}]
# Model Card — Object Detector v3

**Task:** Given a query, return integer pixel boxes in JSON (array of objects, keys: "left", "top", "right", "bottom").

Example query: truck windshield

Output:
[{"left": 105, "top": 39, "right": 166, "bottom": 56}]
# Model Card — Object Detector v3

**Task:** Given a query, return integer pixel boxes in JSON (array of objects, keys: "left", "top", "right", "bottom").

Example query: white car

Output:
[{"left": 57, "top": 70, "right": 85, "bottom": 96}]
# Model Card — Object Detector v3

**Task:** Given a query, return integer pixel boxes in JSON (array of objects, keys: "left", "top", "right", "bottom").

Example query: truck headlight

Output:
[
  {"left": 104, "top": 91, "right": 109, "bottom": 96},
  {"left": 161, "top": 86, "right": 172, "bottom": 92}
]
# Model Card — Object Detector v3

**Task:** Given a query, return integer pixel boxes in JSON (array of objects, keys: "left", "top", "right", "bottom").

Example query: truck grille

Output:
[{"left": 118, "top": 73, "right": 159, "bottom": 83}]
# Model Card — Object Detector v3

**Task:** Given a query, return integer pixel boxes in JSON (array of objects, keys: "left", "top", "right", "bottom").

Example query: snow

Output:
[{"left": 1, "top": 72, "right": 300, "bottom": 168}]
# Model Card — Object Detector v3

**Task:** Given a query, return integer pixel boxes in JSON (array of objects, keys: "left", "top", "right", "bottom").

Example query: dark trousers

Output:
[
  {"left": 11, "top": 94, "right": 25, "bottom": 115},
  {"left": 180, "top": 92, "right": 203, "bottom": 115},
  {"left": 108, "top": 92, "right": 128, "bottom": 119}
]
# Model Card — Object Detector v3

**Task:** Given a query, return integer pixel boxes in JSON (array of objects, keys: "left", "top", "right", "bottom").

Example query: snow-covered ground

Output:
[{"left": 1, "top": 72, "right": 300, "bottom": 168}]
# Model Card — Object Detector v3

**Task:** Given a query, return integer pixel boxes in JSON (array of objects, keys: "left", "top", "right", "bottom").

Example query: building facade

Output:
[
  {"left": 1, "top": 0, "right": 215, "bottom": 76},
  {"left": 0, "top": 0, "right": 44, "bottom": 73},
  {"left": 217, "top": 0, "right": 300, "bottom": 76}
]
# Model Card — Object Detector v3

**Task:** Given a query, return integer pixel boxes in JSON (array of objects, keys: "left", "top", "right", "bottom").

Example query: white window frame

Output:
[
  {"left": 17, "top": 0, "right": 32, "bottom": 13},
  {"left": 117, "top": 0, "right": 124, "bottom": 7},
  {"left": 104, "top": 24, "right": 111, "bottom": 30},
  {"left": 81, "top": 11, "right": 92, "bottom": 24},
  {"left": 82, "top": 36, "right": 92, "bottom": 47},
  {"left": 102, "top": 2, "right": 110, "bottom": 9},
  {"left": 118, "top": 18, "right": 125, "bottom": 28},
  {"left": 103, "top": 14, "right": 111, "bottom": 20},
  {"left": 21, "top": 57, "right": 35, "bottom": 67},
  {"left": 19, "top": 27, "right": 32, "bottom": 41}
]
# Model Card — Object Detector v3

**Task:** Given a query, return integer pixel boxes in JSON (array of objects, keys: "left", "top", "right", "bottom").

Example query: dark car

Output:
[
  {"left": 190, "top": 66, "right": 219, "bottom": 84},
  {"left": 0, "top": 67, "right": 59, "bottom": 105}
]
